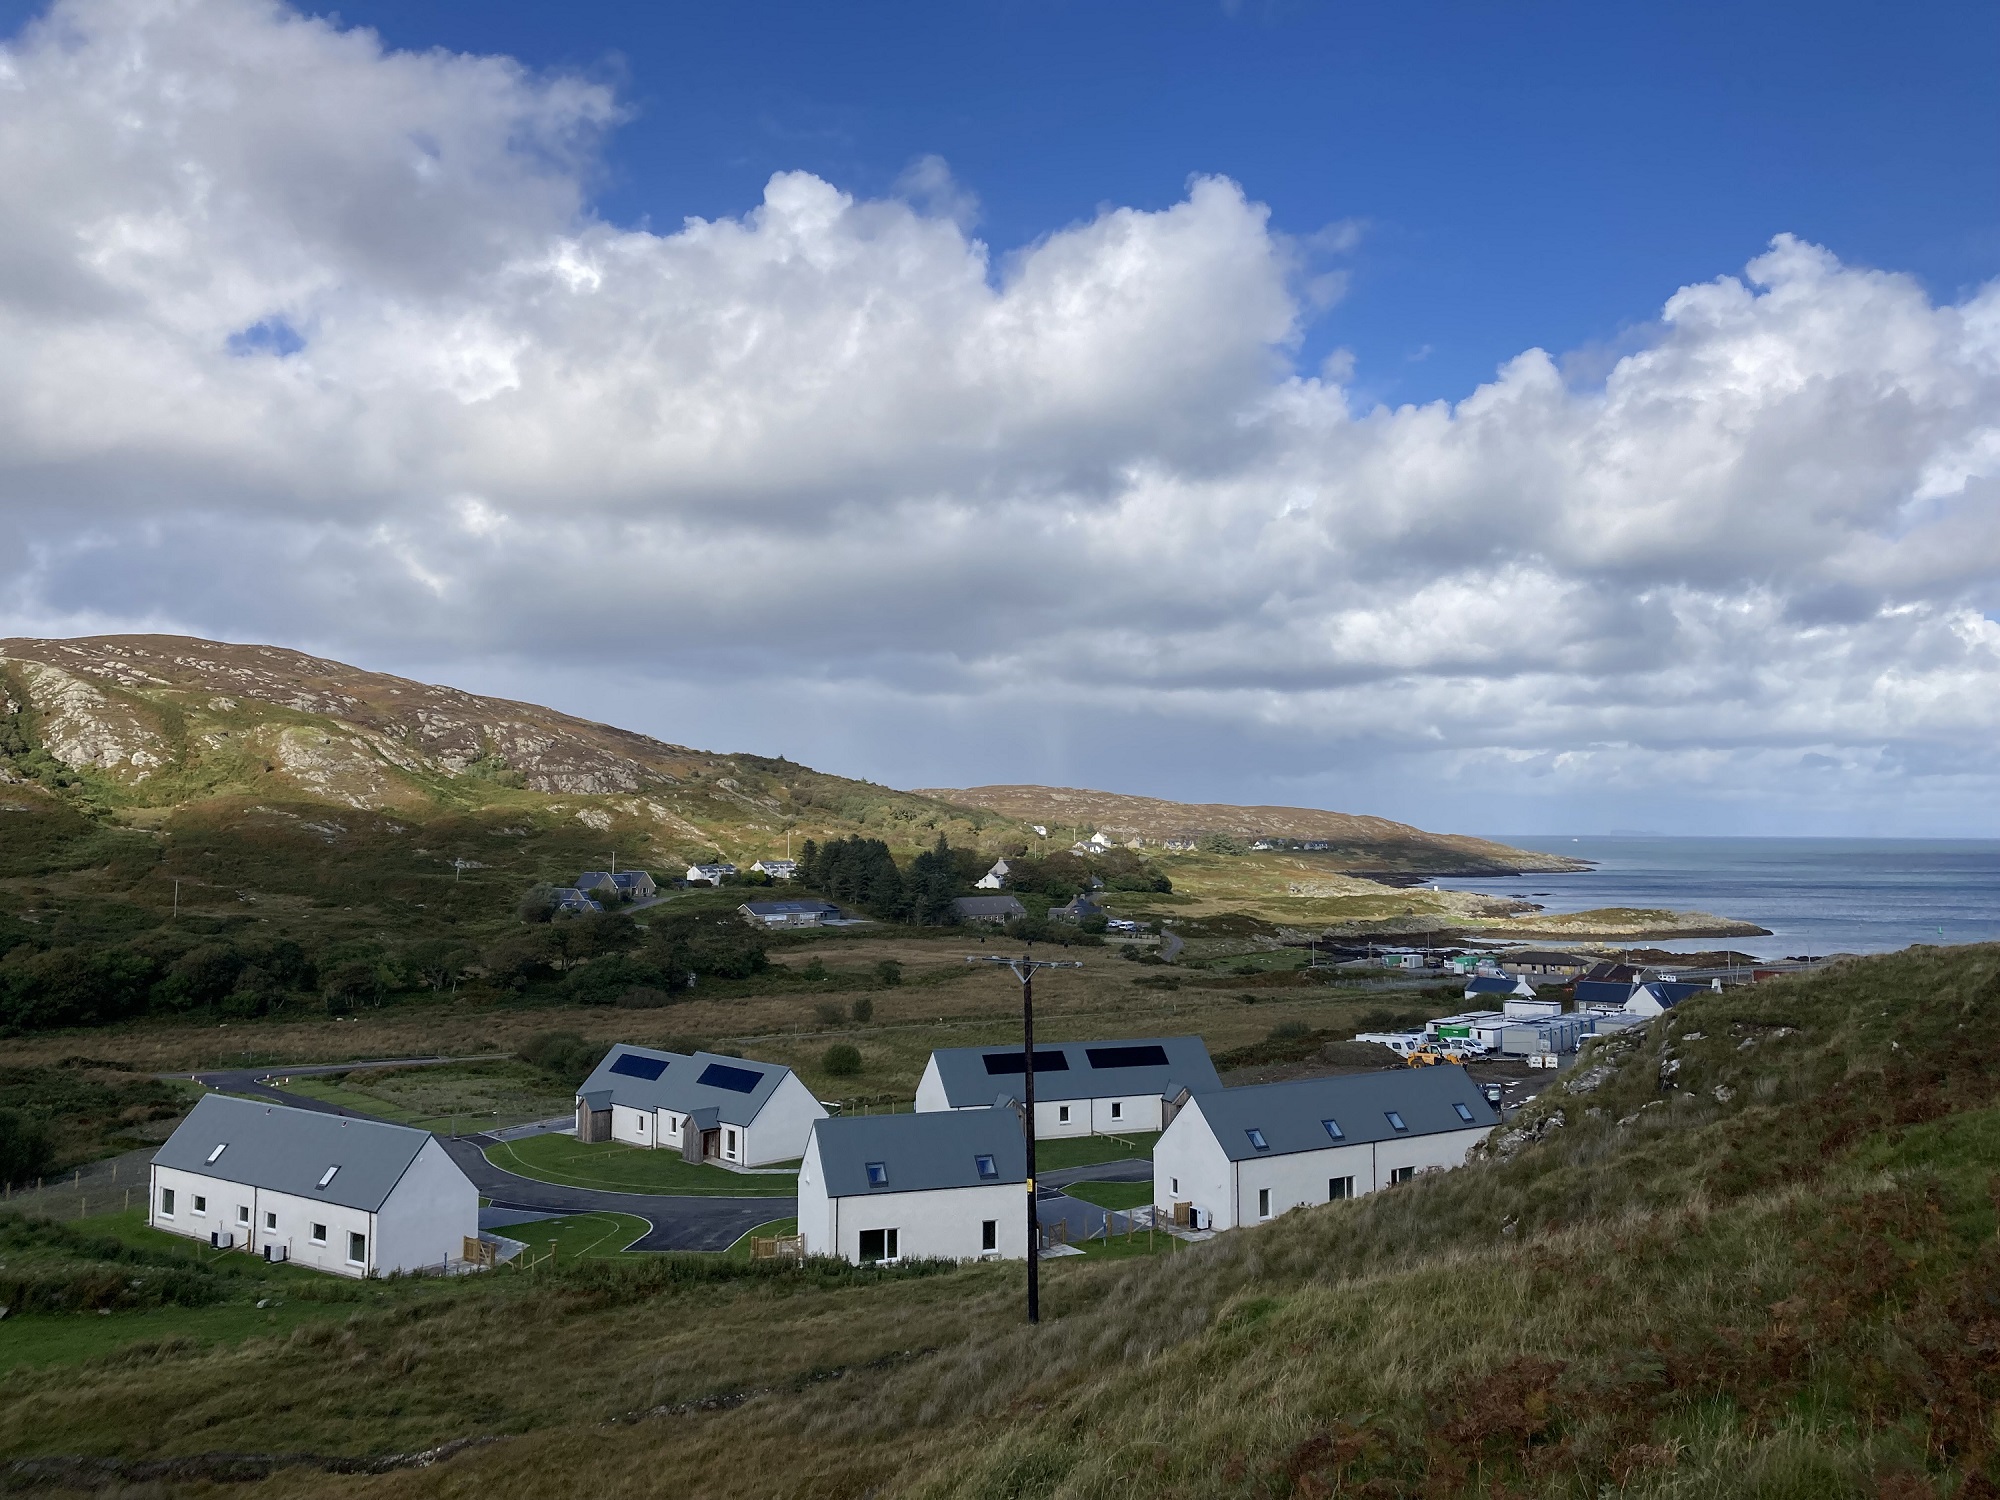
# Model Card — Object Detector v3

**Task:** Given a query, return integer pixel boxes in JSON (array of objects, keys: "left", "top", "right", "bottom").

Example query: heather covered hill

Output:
[{"left": 922, "top": 783, "right": 1586, "bottom": 874}]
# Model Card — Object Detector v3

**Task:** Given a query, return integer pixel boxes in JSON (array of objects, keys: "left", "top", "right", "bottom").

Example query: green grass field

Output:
[
  {"left": 1062, "top": 1179, "right": 1153, "bottom": 1211},
  {"left": 1032, "top": 1130, "right": 1159, "bottom": 1171},
  {"left": 484, "top": 1133, "right": 798, "bottom": 1196},
  {"left": 494, "top": 1212, "right": 654, "bottom": 1265},
  {"left": 277, "top": 1061, "right": 574, "bottom": 1133}
]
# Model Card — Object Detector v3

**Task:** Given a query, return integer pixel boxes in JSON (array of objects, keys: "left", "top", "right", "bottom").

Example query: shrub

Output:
[
  {"left": 518, "top": 1031, "right": 606, "bottom": 1085},
  {"left": 874, "top": 960, "right": 902, "bottom": 988},
  {"left": 821, "top": 1043, "right": 862, "bottom": 1077},
  {"left": 814, "top": 1001, "right": 845, "bottom": 1025},
  {"left": 615, "top": 986, "right": 677, "bottom": 1009},
  {"left": 802, "top": 957, "right": 828, "bottom": 981},
  {"left": 0, "top": 1109, "right": 54, "bottom": 1189},
  {"left": 851, "top": 994, "right": 874, "bottom": 1022}
]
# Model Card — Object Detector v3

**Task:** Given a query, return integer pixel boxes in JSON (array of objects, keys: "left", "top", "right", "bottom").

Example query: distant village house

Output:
[
  {"left": 685, "top": 862, "right": 739, "bottom": 886},
  {"left": 574, "top": 1044, "right": 826, "bottom": 1166}
]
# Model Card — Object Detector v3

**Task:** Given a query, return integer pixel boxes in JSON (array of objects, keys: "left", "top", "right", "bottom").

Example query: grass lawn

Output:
[
  {"left": 1062, "top": 1179, "right": 1153, "bottom": 1211},
  {"left": 1032, "top": 1131, "right": 1159, "bottom": 1171},
  {"left": 484, "top": 1133, "right": 798, "bottom": 1197},
  {"left": 276, "top": 1060, "right": 574, "bottom": 1133},
  {"left": 724, "top": 1217, "right": 800, "bottom": 1261},
  {"left": 495, "top": 1212, "right": 654, "bottom": 1265},
  {"left": 1063, "top": 1226, "right": 1184, "bottom": 1261}
]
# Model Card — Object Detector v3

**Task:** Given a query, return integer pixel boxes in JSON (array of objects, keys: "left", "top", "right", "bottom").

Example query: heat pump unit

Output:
[
  {"left": 262, "top": 1243, "right": 287, "bottom": 1263},
  {"left": 210, "top": 1230, "right": 235, "bottom": 1249}
]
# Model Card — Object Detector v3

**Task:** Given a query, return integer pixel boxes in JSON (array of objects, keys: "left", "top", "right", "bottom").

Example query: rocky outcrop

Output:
[{"left": 11, "top": 661, "right": 169, "bottom": 780}]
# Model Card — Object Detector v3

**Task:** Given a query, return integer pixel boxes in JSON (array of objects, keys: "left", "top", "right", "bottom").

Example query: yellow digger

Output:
[{"left": 1405, "top": 1040, "right": 1478, "bottom": 1067}]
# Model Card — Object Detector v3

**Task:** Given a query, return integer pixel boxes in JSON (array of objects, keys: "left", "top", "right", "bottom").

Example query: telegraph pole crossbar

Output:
[{"left": 966, "top": 946, "right": 1082, "bottom": 1325}]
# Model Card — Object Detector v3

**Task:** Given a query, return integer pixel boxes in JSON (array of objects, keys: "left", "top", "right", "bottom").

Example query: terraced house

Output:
[
  {"left": 574, "top": 1044, "right": 827, "bottom": 1166},
  {"left": 150, "top": 1095, "right": 478, "bottom": 1278},
  {"left": 916, "top": 1035, "right": 1221, "bottom": 1137}
]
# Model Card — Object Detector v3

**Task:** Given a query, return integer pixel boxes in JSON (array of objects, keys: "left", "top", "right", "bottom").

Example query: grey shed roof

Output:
[
  {"left": 1188, "top": 1066, "right": 1499, "bottom": 1162},
  {"left": 951, "top": 895, "right": 1026, "bottom": 920},
  {"left": 575, "top": 1043, "right": 793, "bottom": 1126},
  {"left": 809, "top": 1108, "right": 1026, "bottom": 1198},
  {"left": 924, "top": 1035, "right": 1220, "bottom": 1107},
  {"left": 153, "top": 1093, "right": 440, "bottom": 1213}
]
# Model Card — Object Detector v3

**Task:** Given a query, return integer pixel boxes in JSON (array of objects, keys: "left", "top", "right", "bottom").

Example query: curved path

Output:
[{"left": 189, "top": 1057, "right": 793, "bottom": 1253}]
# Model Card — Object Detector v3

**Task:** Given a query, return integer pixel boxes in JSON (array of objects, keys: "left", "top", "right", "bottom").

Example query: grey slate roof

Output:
[
  {"left": 925, "top": 1035, "right": 1221, "bottom": 1107},
  {"left": 153, "top": 1094, "right": 440, "bottom": 1213},
  {"left": 1188, "top": 1066, "right": 1499, "bottom": 1162},
  {"left": 574, "top": 1043, "right": 792, "bottom": 1126},
  {"left": 740, "top": 899, "right": 839, "bottom": 918},
  {"left": 951, "top": 895, "right": 1026, "bottom": 921},
  {"left": 809, "top": 1108, "right": 1026, "bottom": 1198}
]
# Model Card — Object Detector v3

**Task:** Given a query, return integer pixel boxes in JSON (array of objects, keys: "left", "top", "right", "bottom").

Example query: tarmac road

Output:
[{"left": 187, "top": 1057, "right": 794, "bottom": 1252}]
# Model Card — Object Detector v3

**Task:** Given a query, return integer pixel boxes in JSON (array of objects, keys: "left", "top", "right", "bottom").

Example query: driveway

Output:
[{"left": 187, "top": 1056, "right": 794, "bottom": 1252}]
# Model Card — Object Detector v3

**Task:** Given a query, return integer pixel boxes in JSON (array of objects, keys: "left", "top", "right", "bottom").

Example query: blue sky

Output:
[
  {"left": 277, "top": 0, "right": 2000, "bottom": 407},
  {"left": 0, "top": 0, "right": 1997, "bottom": 835}
]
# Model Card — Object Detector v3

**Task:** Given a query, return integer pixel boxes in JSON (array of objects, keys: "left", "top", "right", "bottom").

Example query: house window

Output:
[
  {"left": 1110, "top": 1101, "right": 1123, "bottom": 1121},
  {"left": 311, "top": 1223, "right": 328, "bottom": 1244},
  {"left": 205, "top": 1143, "right": 228, "bottom": 1165},
  {"left": 1453, "top": 1102, "right": 1476, "bottom": 1122},
  {"left": 159, "top": 1188, "right": 175, "bottom": 1218},
  {"left": 858, "top": 1228, "right": 898, "bottom": 1263},
  {"left": 192, "top": 1194, "right": 207, "bottom": 1215},
  {"left": 237, "top": 1205, "right": 250, "bottom": 1224},
  {"left": 1390, "top": 1166, "right": 1415, "bottom": 1184},
  {"left": 865, "top": 1161, "right": 889, "bottom": 1187},
  {"left": 974, "top": 1154, "right": 998, "bottom": 1180},
  {"left": 1258, "top": 1188, "right": 1271, "bottom": 1219},
  {"left": 638, "top": 1116, "right": 647, "bottom": 1132},
  {"left": 1322, "top": 1118, "right": 1344, "bottom": 1141},
  {"left": 1385, "top": 1111, "right": 1408, "bottom": 1133},
  {"left": 317, "top": 1166, "right": 340, "bottom": 1189},
  {"left": 1329, "top": 1176, "right": 1354, "bottom": 1201},
  {"left": 265, "top": 1211, "right": 277, "bottom": 1231},
  {"left": 725, "top": 1128, "right": 738, "bottom": 1159},
  {"left": 982, "top": 1219, "right": 997, "bottom": 1252},
  {"left": 348, "top": 1231, "right": 367, "bottom": 1264},
  {"left": 1057, "top": 1105, "right": 1070, "bottom": 1124},
  {"left": 1245, "top": 1128, "right": 1268, "bottom": 1151}
]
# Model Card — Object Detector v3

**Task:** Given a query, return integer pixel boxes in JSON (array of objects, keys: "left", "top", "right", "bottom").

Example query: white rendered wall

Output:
[
  {"left": 1089, "top": 1094, "right": 1161, "bottom": 1133},
  {"left": 1228, "top": 1125, "right": 1494, "bottom": 1230},
  {"left": 823, "top": 1181, "right": 1027, "bottom": 1264},
  {"left": 1152, "top": 1101, "right": 1234, "bottom": 1228},
  {"left": 373, "top": 1138, "right": 480, "bottom": 1274},
  {"left": 151, "top": 1164, "right": 376, "bottom": 1279},
  {"left": 913, "top": 1059, "right": 949, "bottom": 1113},
  {"left": 611, "top": 1103, "right": 654, "bottom": 1147},
  {"left": 744, "top": 1072, "right": 829, "bottom": 1165},
  {"left": 797, "top": 1138, "right": 836, "bottom": 1257}
]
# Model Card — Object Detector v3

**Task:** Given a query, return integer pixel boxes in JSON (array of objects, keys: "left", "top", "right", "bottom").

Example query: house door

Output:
[{"left": 702, "top": 1129, "right": 720, "bottom": 1161}]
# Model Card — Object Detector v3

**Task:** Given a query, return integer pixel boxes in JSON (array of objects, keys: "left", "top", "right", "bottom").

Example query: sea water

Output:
[{"left": 1426, "top": 836, "right": 2000, "bottom": 957}]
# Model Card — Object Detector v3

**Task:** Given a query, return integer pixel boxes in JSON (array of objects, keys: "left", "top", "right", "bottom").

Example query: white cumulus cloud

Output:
[{"left": 1, "top": 0, "right": 1998, "bottom": 833}]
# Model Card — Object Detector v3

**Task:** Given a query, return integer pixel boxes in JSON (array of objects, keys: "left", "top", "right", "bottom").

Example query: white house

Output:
[
  {"left": 1153, "top": 1067, "right": 1499, "bottom": 1232},
  {"left": 798, "top": 1109, "right": 1027, "bottom": 1264},
  {"left": 750, "top": 859, "right": 798, "bottom": 880},
  {"left": 149, "top": 1095, "right": 477, "bottom": 1278},
  {"left": 916, "top": 1036, "right": 1221, "bottom": 1138},
  {"left": 574, "top": 1044, "right": 826, "bottom": 1167},
  {"left": 685, "top": 862, "right": 738, "bottom": 885},
  {"left": 973, "top": 859, "right": 1011, "bottom": 890}
]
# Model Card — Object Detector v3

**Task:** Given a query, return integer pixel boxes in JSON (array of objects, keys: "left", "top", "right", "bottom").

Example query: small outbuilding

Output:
[
  {"left": 916, "top": 1035, "right": 1221, "bottom": 1137},
  {"left": 150, "top": 1094, "right": 478, "bottom": 1278},
  {"left": 1152, "top": 1067, "right": 1498, "bottom": 1232},
  {"left": 574, "top": 1044, "right": 827, "bottom": 1166},
  {"left": 798, "top": 1109, "right": 1027, "bottom": 1264}
]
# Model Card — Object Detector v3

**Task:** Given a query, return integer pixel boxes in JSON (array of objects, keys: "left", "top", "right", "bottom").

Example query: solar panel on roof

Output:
[
  {"left": 697, "top": 1062, "right": 763, "bottom": 1093},
  {"left": 610, "top": 1053, "right": 669, "bottom": 1081},
  {"left": 1084, "top": 1044, "right": 1170, "bottom": 1070},
  {"left": 981, "top": 1051, "right": 1070, "bottom": 1075}
]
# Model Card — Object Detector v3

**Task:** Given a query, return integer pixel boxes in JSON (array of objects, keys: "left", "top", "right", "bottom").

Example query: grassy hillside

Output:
[{"left": 3, "top": 944, "right": 1997, "bottom": 1496}]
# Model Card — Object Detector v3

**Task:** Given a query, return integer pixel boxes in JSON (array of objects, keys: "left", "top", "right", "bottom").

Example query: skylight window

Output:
[
  {"left": 1453, "top": 1102, "right": 1476, "bottom": 1122},
  {"left": 1321, "top": 1118, "right": 1344, "bottom": 1141},
  {"left": 205, "top": 1143, "right": 228, "bottom": 1165},
  {"left": 975, "top": 1154, "right": 998, "bottom": 1180},
  {"left": 865, "top": 1161, "right": 888, "bottom": 1187},
  {"left": 1246, "top": 1128, "right": 1269, "bottom": 1150},
  {"left": 316, "top": 1165, "right": 340, "bottom": 1189},
  {"left": 1385, "top": 1111, "right": 1408, "bottom": 1132}
]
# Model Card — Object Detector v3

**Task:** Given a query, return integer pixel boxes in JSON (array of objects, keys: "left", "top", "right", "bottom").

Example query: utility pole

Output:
[
  {"left": 966, "top": 946, "right": 1082, "bottom": 1325},
  {"left": 172, "top": 878, "right": 180, "bottom": 918}
]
